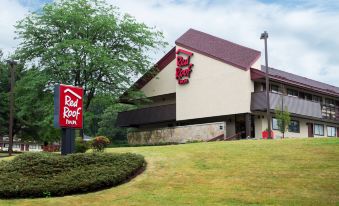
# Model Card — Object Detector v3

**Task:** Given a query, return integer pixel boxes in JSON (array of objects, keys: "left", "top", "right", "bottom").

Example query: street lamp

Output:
[
  {"left": 260, "top": 31, "right": 272, "bottom": 139},
  {"left": 6, "top": 60, "right": 17, "bottom": 156}
]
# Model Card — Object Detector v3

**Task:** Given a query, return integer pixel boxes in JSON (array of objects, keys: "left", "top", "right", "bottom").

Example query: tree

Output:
[
  {"left": 97, "top": 103, "right": 135, "bottom": 142},
  {"left": 15, "top": 0, "right": 167, "bottom": 112},
  {"left": 83, "top": 94, "right": 114, "bottom": 137},
  {"left": 0, "top": 50, "right": 59, "bottom": 143},
  {"left": 14, "top": 68, "right": 60, "bottom": 143},
  {"left": 0, "top": 50, "right": 9, "bottom": 137},
  {"left": 275, "top": 105, "right": 291, "bottom": 139}
]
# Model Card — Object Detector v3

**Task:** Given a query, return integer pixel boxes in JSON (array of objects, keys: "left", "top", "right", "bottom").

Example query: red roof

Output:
[
  {"left": 251, "top": 67, "right": 339, "bottom": 97},
  {"left": 175, "top": 29, "right": 261, "bottom": 70}
]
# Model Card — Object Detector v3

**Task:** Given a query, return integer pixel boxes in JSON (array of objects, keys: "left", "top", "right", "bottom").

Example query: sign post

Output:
[{"left": 54, "top": 84, "right": 83, "bottom": 155}]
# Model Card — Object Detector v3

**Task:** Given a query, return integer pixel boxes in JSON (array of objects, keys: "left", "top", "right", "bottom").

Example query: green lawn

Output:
[
  {"left": 1, "top": 138, "right": 338, "bottom": 205},
  {"left": 0, "top": 153, "right": 8, "bottom": 158}
]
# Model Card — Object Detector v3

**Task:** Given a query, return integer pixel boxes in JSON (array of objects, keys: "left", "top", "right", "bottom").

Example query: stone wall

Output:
[{"left": 128, "top": 122, "right": 225, "bottom": 144}]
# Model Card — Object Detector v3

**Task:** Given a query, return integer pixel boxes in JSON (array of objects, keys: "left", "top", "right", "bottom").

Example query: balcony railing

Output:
[
  {"left": 321, "top": 104, "right": 339, "bottom": 121},
  {"left": 251, "top": 91, "right": 323, "bottom": 118},
  {"left": 116, "top": 104, "right": 176, "bottom": 127}
]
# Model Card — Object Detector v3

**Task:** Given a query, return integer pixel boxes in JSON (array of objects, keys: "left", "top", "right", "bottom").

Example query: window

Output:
[
  {"left": 313, "top": 95, "right": 322, "bottom": 103},
  {"left": 272, "top": 118, "right": 279, "bottom": 130},
  {"left": 299, "top": 92, "right": 312, "bottom": 100},
  {"left": 29, "top": 145, "right": 37, "bottom": 149},
  {"left": 327, "top": 126, "right": 337, "bottom": 137},
  {"left": 305, "top": 93, "right": 312, "bottom": 101},
  {"left": 325, "top": 98, "right": 335, "bottom": 106},
  {"left": 270, "top": 85, "right": 280, "bottom": 93},
  {"left": 287, "top": 89, "right": 298, "bottom": 97},
  {"left": 288, "top": 120, "right": 300, "bottom": 133},
  {"left": 13, "top": 144, "right": 20, "bottom": 149},
  {"left": 314, "top": 124, "right": 324, "bottom": 136}
]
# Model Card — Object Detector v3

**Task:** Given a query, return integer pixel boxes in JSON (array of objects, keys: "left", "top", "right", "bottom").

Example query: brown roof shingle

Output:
[
  {"left": 175, "top": 28, "right": 261, "bottom": 70},
  {"left": 258, "top": 66, "right": 339, "bottom": 96}
]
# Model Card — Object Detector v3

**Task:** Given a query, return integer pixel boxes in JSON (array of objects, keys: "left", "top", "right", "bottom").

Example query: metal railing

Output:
[
  {"left": 251, "top": 92, "right": 322, "bottom": 118},
  {"left": 321, "top": 104, "right": 339, "bottom": 121}
]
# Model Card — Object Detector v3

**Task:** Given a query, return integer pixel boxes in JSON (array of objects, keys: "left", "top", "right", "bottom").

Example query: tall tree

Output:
[
  {"left": 14, "top": 68, "right": 60, "bottom": 143},
  {"left": 15, "top": 0, "right": 167, "bottom": 111},
  {"left": 0, "top": 50, "right": 9, "bottom": 137},
  {"left": 0, "top": 48, "right": 59, "bottom": 143}
]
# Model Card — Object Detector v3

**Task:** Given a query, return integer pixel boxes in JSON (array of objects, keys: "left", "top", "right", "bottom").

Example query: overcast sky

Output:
[{"left": 1, "top": 0, "right": 338, "bottom": 87}]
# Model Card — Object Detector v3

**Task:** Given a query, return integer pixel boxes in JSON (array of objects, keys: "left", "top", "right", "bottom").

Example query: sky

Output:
[{"left": 0, "top": 0, "right": 338, "bottom": 87}]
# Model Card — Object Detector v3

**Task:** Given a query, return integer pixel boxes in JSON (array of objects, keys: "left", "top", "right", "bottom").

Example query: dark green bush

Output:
[
  {"left": 75, "top": 137, "right": 89, "bottom": 153},
  {"left": 0, "top": 152, "right": 145, "bottom": 198}
]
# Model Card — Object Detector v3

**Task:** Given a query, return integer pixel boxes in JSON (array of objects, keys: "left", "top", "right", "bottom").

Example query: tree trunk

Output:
[{"left": 80, "top": 129, "right": 84, "bottom": 140}]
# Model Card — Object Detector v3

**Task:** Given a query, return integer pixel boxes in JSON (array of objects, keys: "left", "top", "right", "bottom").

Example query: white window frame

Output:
[
  {"left": 13, "top": 144, "right": 20, "bottom": 149},
  {"left": 272, "top": 118, "right": 279, "bottom": 130},
  {"left": 327, "top": 126, "right": 336, "bottom": 137},
  {"left": 314, "top": 124, "right": 324, "bottom": 136},
  {"left": 29, "top": 144, "right": 37, "bottom": 149}
]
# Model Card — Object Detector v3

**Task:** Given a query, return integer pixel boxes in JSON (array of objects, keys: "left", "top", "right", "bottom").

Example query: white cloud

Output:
[
  {"left": 1, "top": 0, "right": 338, "bottom": 87},
  {"left": 0, "top": 0, "right": 28, "bottom": 56},
  {"left": 109, "top": 0, "right": 339, "bottom": 87}
]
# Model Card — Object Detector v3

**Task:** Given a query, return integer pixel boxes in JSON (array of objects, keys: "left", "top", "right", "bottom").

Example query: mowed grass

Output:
[{"left": 0, "top": 138, "right": 338, "bottom": 206}]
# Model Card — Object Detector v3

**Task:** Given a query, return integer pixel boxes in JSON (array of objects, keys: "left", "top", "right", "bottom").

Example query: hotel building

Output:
[{"left": 117, "top": 29, "right": 339, "bottom": 144}]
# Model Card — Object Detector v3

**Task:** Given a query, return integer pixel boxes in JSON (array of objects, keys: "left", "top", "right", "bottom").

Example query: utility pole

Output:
[
  {"left": 7, "top": 60, "right": 17, "bottom": 156},
  {"left": 260, "top": 31, "right": 271, "bottom": 139}
]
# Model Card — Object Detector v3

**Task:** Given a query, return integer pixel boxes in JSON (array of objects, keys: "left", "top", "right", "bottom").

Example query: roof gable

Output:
[
  {"left": 134, "top": 47, "right": 176, "bottom": 89},
  {"left": 175, "top": 28, "right": 261, "bottom": 70}
]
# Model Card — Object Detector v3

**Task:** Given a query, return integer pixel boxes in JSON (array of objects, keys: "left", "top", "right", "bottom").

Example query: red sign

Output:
[
  {"left": 54, "top": 84, "right": 83, "bottom": 128},
  {"left": 176, "top": 49, "right": 193, "bottom": 85}
]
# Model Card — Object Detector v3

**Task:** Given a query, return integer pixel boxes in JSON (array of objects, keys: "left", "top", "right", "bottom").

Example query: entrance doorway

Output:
[
  {"left": 307, "top": 123, "right": 314, "bottom": 137},
  {"left": 235, "top": 114, "right": 254, "bottom": 138}
]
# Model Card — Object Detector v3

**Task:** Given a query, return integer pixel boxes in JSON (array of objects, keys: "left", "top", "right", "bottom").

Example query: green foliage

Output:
[
  {"left": 7, "top": 0, "right": 166, "bottom": 142},
  {"left": 75, "top": 136, "right": 89, "bottom": 153},
  {"left": 14, "top": 68, "right": 60, "bottom": 142},
  {"left": 275, "top": 105, "right": 291, "bottom": 138},
  {"left": 90, "top": 136, "right": 110, "bottom": 152},
  {"left": 0, "top": 52, "right": 9, "bottom": 136},
  {"left": 0, "top": 152, "right": 145, "bottom": 198},
  {"left": 83, "top": 94, "right": 115, "bottom": 137},
  {"left": 97, "top": 103, "right": 135, "bottom": 141},
  {"left": 15, "top": 0, "right": 167, "bottom": 110}
]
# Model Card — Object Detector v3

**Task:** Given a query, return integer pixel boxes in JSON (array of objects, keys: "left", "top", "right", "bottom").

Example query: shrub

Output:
[
  {"left": 42, "top": 145, "right": 60, "bottom": 152},
  {"left": 75, "top": 137, "right": 89, "bottom": 153},
  {"left": 0, "top": 152, "right": 145, "bottom": 198},
  {"left": 90, "top": 136, "right": 110, "bottom": 152}
]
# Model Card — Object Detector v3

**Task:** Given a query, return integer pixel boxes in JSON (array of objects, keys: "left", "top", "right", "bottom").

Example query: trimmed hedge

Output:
[{"left": 0, "top": 152, "right": 145, "bottom": 198}]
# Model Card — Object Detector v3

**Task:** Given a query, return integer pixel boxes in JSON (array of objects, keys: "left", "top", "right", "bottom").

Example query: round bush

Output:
[
  {"left": 90, "top": 136, "right": 110, "bottom": 152},
  {"left": 0, "top": 152, "right": 145, "bottom": 198},
  {"left": 75, "top": 137, "right": 89, "bottom": 153}
]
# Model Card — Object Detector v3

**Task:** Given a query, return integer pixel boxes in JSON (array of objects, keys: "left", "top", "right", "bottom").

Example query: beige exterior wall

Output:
[
  {"left": 176, "top": 46, "right": 254, "bottom": 121},
  {"left": 254, "top": 112, "right": 339, "bottom": 138},
  {"left": 141, "top": 59, "right": 176, "bottom": 97},
  {"left": 254, "top": 115, "right": 263, "bottom": 139},
  {"left": 251, "top": 58, "right": 261, "bottom": 70}
]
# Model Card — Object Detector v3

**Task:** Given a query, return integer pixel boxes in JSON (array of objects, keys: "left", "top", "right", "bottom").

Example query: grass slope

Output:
[{"left": 1, "top": 138, "right": 338, "bottom": 205}]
